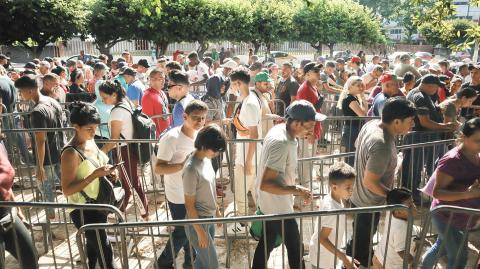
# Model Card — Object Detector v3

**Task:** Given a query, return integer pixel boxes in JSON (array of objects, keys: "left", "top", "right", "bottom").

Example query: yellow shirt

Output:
[{"left": 67, "top": 149, "right": 109, "bottom": 206}]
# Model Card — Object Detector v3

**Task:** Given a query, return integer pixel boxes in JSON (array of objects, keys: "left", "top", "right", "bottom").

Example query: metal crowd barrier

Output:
[
  {"left": 77, "top": 205, "right": 414, "bottom": 269},
  {"left": 413, "top": 205, "right": 480, "bottom": 269},
  {"left": 0, "top": 201, "right": 124, "bottom": 269}
]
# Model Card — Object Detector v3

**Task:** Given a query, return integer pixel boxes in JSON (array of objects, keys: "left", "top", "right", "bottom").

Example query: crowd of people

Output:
[{"left": 0, "top": 48, "right": 479, "bottom": 269}]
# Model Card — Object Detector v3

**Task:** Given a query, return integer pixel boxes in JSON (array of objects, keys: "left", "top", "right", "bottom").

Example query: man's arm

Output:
[
  {"left": 34, "top": 131, "right": 46, "bottom": 181},
  {"left": 259, "top": 166, "right": 310, "bottom": 197},
  {"left": 362, "top": 169, "right": 390, "bottom": 198},
  {"left": 155, "top": 159, "right": 185, "bottom": 175},
  {"left": 418, "top": 114, "right": 456, "bottom": 131},
  {"left": 244, "top": 126, "right": 259, "bottom": 175}
]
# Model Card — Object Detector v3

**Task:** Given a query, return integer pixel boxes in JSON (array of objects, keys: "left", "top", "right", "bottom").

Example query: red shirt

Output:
[
  {"left": 141, "top": 87, "right": 171, "bottom": 138},
  {"left": 0, "top": 144, "right": 14, "bottom": 201},
  {"left": 297, "top": 81, "right": 322, "bottom": 139}
]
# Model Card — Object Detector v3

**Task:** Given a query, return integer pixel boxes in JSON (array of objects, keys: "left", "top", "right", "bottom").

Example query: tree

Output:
[
  {"left": 294, "top": 0, "right": 385, "bottom": 57},
  {"left": 87, "top": 0, "right": 161, "bottom": 56},
  {"left": 238, "top": 0, "right": 296, "bottom": 54},
  {"left": 358, "top": 0, "right": 402, "bottom": 20},
  {"left": 0, "top": 0, "right": 87, "bottom": 58},
  {"left": 419, "top": 19, "right": 475, "bottom": 49}
]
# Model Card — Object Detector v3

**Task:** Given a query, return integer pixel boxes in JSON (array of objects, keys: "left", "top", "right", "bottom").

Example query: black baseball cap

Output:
[
  {"left": 286, "top": 100, "right": 326, "bottom": 121},
  {"left": 137, "top": 59, "right": 150, "bottom": 68},
  {"left": 24, "top": 62, "right": 37, "bottom": 69},
  {"left": 120, "top": 67, "right": 136, "bottom": 76},
  {"left": 303, "top": 62, "right": 322, "bottom": 74},
  {"left": 421, "top": 74, "right": 445, "bottom": 87}
]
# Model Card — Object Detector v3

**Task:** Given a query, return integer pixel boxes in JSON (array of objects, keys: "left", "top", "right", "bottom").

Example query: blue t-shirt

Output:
[
  {"left": 172, "top": 94, "right": 195, "bottom": 127},
  {"left": 94, "top": 80, "right": 113, "bottom": 138},
  {"left": 372, "top": 92, "right": 388, "bottom": 117},
  {"left": 127, "top": 80, "right": 145, "bottom": 105}
]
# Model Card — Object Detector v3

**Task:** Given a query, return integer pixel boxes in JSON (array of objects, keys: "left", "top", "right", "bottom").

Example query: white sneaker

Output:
[{"left": 226, "top": 222, "right": 247, "bottom": 236}]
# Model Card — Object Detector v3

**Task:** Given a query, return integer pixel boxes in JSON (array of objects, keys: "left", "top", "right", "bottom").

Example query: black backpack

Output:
[{"left": 114, "top": 102, "right": 156, "bottom": 165}]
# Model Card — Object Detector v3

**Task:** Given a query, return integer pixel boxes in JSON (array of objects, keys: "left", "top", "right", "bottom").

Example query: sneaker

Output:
[{"left": 227, "top": 222, "right": 247, "bottom": 236}]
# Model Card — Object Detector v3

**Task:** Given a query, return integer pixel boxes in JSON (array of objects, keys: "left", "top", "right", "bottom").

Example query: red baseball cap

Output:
[
  {"left": 379, "top": 73, "right": 401, "bottom": 84},
  {"left": 350, "top": 56, "right": 361, "bottom": 63}
]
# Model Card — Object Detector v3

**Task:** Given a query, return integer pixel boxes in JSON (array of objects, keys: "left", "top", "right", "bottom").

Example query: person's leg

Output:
[
  {"left": 71, "top": 210, "right": 114, "bottom": 269},
  {"left": 126, "top": 147, "right": 148, "bottom": 218},
  {"left": 3, "top": 216, "right": 39, "bottom": 269},
  {"left": 252, "top": 220, "right": 281, "bottom": 269},
  {"left": 116, "top": 147, "right": 132, "bottom": 212},
  {"left": 40, "top": 164, "right": 57, "bottom": 218},
  {"left": 345, "top": 210, "right": 379, "bottom": 267},
  {"left": 233, "top": 164, "right": 248, "bottom": 216},
  {"left": 430, "top": 214, "right": 468, "bottom": 269},
  {"left": 157, "top": 202, "right": 193, "bottom": 268},
  {"left": 283, "top": 219, "right": 304, "bottom": 269},
  {"left": 185, "top": 223, "right": 218, "bottom": 269}
]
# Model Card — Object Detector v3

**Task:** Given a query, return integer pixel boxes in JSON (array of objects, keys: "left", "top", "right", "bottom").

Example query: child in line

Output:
[
  {"left": 309, "top": 162, "right": 359, "bottom": 269},
  {"left": 373, "top": 188, "right": 418, "bottom": 269}
]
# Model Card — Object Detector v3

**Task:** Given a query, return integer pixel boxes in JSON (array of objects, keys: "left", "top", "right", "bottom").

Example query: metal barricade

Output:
[
  {"left": 414, "top": 205, "right": 480, "bottom": 269},
  {"left": 0, "top": 201, "right": 124, "bottom": 269},
  {"left": 77, "top": 205, "right": 414, "bottom": 269}
]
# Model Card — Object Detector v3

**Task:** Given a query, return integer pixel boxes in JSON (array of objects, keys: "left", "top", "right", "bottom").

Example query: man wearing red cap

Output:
[
  {"left": 369, "top": 73, "right": 404, "bottom": 116},
  {"left": 348, "top": 56, "right": 365, "bottom": 76}
]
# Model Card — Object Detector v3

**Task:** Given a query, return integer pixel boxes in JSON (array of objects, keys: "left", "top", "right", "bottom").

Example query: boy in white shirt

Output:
[
  {"left": 373, "top": 188, "right": 418, "bottom": 269},
  {"left": 309, "top": 162, "right": 358, "bottom": 269},
  {"left": 155, "top": 100, "right": 208, "bottom": 269}
]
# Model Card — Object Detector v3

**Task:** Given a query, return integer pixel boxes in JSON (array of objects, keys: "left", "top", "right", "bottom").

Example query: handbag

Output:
[
  {"left": 249, "top": 207, "right": 282, "bottom": 247},
  {"left": 65, "top": 146, "right": 125, "bottom": 209}
]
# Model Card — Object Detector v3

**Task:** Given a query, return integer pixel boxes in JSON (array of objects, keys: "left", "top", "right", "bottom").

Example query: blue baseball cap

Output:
[{"left": 286, "top": 100, "right": 326, "bottom": 121}]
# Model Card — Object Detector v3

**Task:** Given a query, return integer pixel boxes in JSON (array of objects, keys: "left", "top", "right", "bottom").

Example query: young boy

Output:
[
  {"left": 373, "top": 188, "right": 418, "bottom": 269},
  {"left": 309, "top": 162, "right": 358, "bottom": 269}
]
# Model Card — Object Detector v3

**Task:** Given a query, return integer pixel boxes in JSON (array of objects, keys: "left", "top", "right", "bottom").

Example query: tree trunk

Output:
[
  {"left": 327, "top": 43, "right": 335, "bottom": 58},
  {"left": 310, "top": 42, "right": 323, "bottom": 58},
  {"left": 252, "top": 41, "right": 261, "bottom": 55},
  {"left": 156, "top": 41, "right": 169, "bottom": 56},
  {"left": 197, "top": 41, "right": 209, "bottom": 58}
]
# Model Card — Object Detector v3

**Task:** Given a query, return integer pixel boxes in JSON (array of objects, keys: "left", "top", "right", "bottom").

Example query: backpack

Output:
[{"left": 114, "top": 102, "right": 156, "bottom": 164}]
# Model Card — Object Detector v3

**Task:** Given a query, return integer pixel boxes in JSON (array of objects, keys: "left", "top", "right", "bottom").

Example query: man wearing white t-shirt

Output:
[
  {"left": 229, "top": 69, "right": 262, "bottom": 221},
  {"left": 186, "top": 51, "right": 209, "bottom": 87},
  {"left": 155, "top": 100, "right": 208, "bottom": 269},
  {"left": 251, "top": 100, "right": 323, "bottom": 269}
]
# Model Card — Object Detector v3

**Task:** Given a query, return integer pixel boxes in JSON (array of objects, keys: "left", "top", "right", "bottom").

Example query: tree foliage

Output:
[
  {"left": 294, "top": 0, "right": 385, "bottom": 56},
  {"left": 419, "top": 19, "right": 475, "bottom": 49},
  {"left": 87, "top": 0, "right": 161, "bottom": 55},
  {"left": 0, "top": 0, "right": 87, "bottom": 57}
]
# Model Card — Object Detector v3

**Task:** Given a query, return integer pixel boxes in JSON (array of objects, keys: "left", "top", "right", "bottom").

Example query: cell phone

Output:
[{"left": 110, "top": 161, "right": 124, "bottom": 169}]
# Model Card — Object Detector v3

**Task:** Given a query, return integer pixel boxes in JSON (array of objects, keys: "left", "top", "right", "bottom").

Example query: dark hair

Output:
[
  {"left": 184, "top": 99, "right": 208, "bottom": 114},
  {"left": 194, "top": 124, "right": 227, "bottom": 152},
  {"left": 230, "top": 69, "right": 250, "bottom": 84},
  {"left": 169, "top": 69, "right": 189, "bottom": 85},
  {"left": 456, "top": 87, "right": 477, "bottom": 99},
  {"left": 42, "top": 73, "right": 59, "bottom": 82},
  {"left": 166, "top": 61, "right": 182, "bottom": 71},
  {"left": 14, "top": 75, "right": 38, "bottom": 90},
  {"left": 382, "top": 97, "right": 417, "bottom": 124},
  {"left": 188, "top": 51, "right": 198, "bottom": 59},
  {"left": 203, "top": 57, "right": 213, "bottom": 67},
  {"left": 68, "top": 102, "right": 101, "bottom": 126},
  {"left": 98, "top": 80, "right": 127, "bottom": 103},
  {"left": 98, "top": 54, "right": 108, "bottom": 61},
  {"left": 386, "top": 188, "right": 412, "bottom": 205},
  {"left": 66, "top": 60, "right": 77, "bottom": 67},
  {"left": 461, "top": 117, "right": 480, "bottom": 137},
  {"left": 328, "top": 162, "right": 356, "bottom": 184},
  {"left": 70, "top": 69, "right": 83, "bottom": 83},
  {"left": 51, "top": 66, "right": 66, "bottom": 76},
  {"left": 94, "top": 62, "right": 107, "bottom": 71},
  {"left": 403, "top": 72, "right": 415, "bottom": 83},
  {"left": 117, "top": 57, "right": 126, "bottom": 63}
]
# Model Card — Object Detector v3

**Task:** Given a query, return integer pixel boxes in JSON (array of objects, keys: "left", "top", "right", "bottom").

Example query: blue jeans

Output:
[
  {"left": 421, "top": 213, "right": 468, "bottom": 269},
  {"left": 39, "top": 164, "right": 60, "bottom": 217},
  {"left": 341, "top": 124, "right": 360, "bottom": 167},
  {"left": 185, "top": 217, "right": 218, "bottom": 269},
  {"left": 157, "top": 202, "right": 194, "bottom": 267}
]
